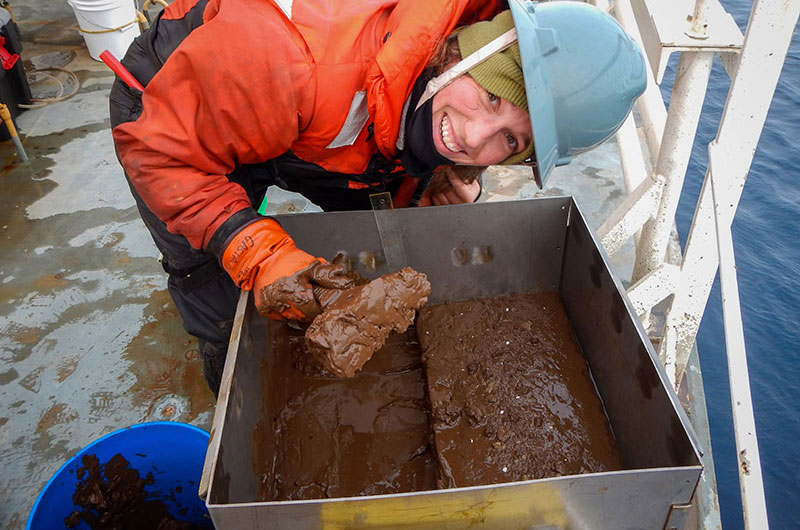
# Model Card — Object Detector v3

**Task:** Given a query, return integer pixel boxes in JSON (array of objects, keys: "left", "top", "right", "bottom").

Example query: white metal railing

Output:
[
  {"left": 697, "top": 1, "right": 800, "bottom": 524},
  {"left": 599, "top": 0, "right": 742, "bottom": 384},
  {"left": 592, "top": 0, "right": 800, "bottom": 528}
]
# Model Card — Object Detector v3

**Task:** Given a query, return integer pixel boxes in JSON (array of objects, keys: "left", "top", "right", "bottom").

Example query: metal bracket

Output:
[
  {"left": 663, "top": 503, "right": 692, "bottom": 530},
  {"left": 627, "top": 262, "right": 681, "bottom": 317},
  {"left": 631, "top": 0, "right": 743, "bottom": 83},
  {"left": 370, "top": 192, "right": 408, "bottom": 272},
  {"left": 597, "top": 174, "right": 663, "bottom": 256}
]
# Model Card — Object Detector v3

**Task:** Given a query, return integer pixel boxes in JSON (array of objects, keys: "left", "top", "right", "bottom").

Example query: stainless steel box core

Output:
[{"left": 201, "top": 197, "right": 702, "bottom": 530}]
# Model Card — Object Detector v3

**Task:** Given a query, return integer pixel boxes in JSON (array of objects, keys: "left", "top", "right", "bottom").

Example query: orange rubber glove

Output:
[{"left": 221, "top": 219, "right": 353, "bottom": 320}]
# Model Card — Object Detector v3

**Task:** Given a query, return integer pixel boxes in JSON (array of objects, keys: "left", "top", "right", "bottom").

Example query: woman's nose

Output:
[{"left": 464, "top": 117, "right": 499, "bottom": 149}]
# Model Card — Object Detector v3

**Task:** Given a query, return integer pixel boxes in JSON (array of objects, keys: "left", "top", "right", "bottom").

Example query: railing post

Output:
[
  {"left": 630, "top": 50, "right": 714, "bottom": 285},
  {"left": 665, "top": 0, "right": 800, "bottom": 389},
  {"left": 613, "top": 0, "right": 668, "bottom": 166}
]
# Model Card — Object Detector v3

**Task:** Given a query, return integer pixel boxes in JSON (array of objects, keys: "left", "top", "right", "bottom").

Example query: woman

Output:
[{"left": 110, "top": 0, "right": 645, "bottom": 394}]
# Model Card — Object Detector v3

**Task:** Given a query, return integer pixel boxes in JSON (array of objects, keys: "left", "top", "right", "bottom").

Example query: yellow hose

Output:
[{"left": 0, "top": 102, "right": 29, "bottom": 162}]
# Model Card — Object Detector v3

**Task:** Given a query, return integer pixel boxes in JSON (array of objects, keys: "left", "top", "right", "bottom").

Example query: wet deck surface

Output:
[{"left": 0, "top": 3, "right": 632, "bottom": 529}]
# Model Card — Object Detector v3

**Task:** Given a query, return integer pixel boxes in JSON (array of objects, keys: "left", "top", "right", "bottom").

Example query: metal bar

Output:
[
  {"left": 681, "top": 343, "right": 723, "bottom": 530},
  {"left": 616, "top": 113, "right": 650, "bottom": 195},
  {"left": 709, "top": 165, "right": 769, "bottom": 530},
  {"left": 589, "top": 0, "right": 612, "bottom": 14},
  {"left": 664, "top": 503, "right": 693, "bottom": 530},
  {"left": 660, "top": 184, "right": 712, "bottom": 389},
  {"left": 370, "top": 192, "right": 409, "bottom": 271},
  {"left": 664, "top": 0, "right": 800, "bottom": 387},
  {"left": 613, "top": 0, "right": 668, "bottom": 166},
  {"left": 609, "top": 113, "right": 651, "bottom": 265},
  {"left": 597, "top": 175, "right": 661, "bottom": 256},
  {"left": 200, "top": 290, "right": 250, "bottom": 500},
  {"left": 631, "top": 50, "right": 714, "bottom": 285},
  {"left": 719, "top": 50, "right": 741, "bottom": 80},
  {"left": 687, "top": 0, "right": 712, "bottom": 39},
  {"left": 687, "top": 0, "right": 800, "bottom": 504},
  {"left": 626, "top": 263, "right": 681, "bottom": 318},
  {"left": 629, "top": 0, "right": 743, "bottom": 83},
  {"left": 590, "top": 0, "right": 657, "bottom": 265}
]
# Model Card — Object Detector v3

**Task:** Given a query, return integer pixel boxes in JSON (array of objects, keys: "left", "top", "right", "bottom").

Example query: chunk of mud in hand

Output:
[{"left": 305, "top": 267, "right": 431, "bottom": 377}]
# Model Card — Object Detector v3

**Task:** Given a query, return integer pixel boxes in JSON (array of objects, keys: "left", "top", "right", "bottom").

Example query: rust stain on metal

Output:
[{"left": 740, "top": 449, "right": 751, "bottom": 475}]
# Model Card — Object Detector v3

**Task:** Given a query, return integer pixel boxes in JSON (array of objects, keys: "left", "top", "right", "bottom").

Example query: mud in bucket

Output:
[
  {"left": 26, "top": 421, "right": 214, "bottom": 529},
  {"left": 66, "top": 0, "right": 141, "bottom": 61}
]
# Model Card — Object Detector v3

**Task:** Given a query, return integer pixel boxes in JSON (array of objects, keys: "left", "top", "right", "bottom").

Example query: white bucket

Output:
[{"left": 66, "top": 0, "right": 141, "bottom": 61}]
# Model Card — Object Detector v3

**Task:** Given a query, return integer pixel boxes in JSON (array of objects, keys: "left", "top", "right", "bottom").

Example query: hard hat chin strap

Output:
[{"left": 414, "top": 28, "right": 518, "bottom": 112}]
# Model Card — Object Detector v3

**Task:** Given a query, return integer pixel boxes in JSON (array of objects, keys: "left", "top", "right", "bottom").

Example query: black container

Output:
[{"left": 0, "top": 8, "right": 32, "bottom": 141}]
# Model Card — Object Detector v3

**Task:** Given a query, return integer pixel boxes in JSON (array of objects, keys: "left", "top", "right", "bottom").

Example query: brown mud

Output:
[
  {"left": 254, "top": 325, "right": 437, "bottom": 501},
  {"left": 67, "top": 453, "right": 204, "bottom": 530},
  {"left": 254, "top": 291, "right": 623, "bottom": 500},
  {"left": 417, "top": 292, "right": 622, "bottom": 487},
  {"left": 306, "top": 267, "right": 431, "bottom": 378}
]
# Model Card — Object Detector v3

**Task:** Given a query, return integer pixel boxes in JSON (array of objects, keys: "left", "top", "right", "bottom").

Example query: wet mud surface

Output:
[
  {"left": 254, "top": 291, "right": 622, "bottom": 500},
  {"left": 125, "top": 289, "right": 215, "bottom": 422},
  {"left": 418, "top": 292, "right": 622, "bottom": 487},
  {"left": 0, "top": 72, "right": 212, "bottom": 530},
  {"left": 306, "top": 267, "right": 431, "bottom": 377},
  {"left": 254, "top": 325, "right": 437, "bottom": 501},
  {"left": 67, "top": 453, "right": 205, "bottom": 529}
]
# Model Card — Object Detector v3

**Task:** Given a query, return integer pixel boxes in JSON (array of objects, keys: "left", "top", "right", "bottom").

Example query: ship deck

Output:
[{"left": 0, "top": 3, "right": 715, "bottom": 529}]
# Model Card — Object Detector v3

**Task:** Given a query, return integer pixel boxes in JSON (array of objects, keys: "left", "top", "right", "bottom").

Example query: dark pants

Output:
[{"left": 121, "top": 161, "right": 400, "bottom": 396}]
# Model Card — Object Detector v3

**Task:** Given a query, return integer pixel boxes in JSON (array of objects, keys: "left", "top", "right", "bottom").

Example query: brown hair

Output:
[{"left": 428, "top": 33, "right": 462, "bottom": 75}]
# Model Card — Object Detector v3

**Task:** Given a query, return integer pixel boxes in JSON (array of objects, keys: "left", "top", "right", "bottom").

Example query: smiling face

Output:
[{"left": 431, "top": 74, "right": 532, "bottom": 166}]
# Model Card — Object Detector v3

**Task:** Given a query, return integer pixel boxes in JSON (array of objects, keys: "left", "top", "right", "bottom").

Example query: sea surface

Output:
[{"left": 663, "top": 1, "right": 800, "bottom": 528}]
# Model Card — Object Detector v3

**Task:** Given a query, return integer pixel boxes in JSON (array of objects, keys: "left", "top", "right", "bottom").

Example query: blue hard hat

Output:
[{"left": 509, "top": 0, "right": 647, "bottom": 187}]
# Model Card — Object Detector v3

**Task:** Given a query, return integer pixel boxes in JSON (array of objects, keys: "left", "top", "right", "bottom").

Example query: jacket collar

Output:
[{"left": 365, "top": 0, "right": 474, "bottom": 158}]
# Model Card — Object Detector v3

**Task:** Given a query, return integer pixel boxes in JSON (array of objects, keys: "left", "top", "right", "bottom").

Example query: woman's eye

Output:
[
  {"left": 488, "top": 92, "right": 498, "bottom": 103},
  {"left": 505, "top": 133, "right": 518, "bottom": 148}
]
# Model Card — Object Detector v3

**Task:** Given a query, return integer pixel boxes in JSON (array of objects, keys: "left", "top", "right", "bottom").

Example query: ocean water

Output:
[{"left": 663, "top": 1, "right": 800, "bottom": 528}]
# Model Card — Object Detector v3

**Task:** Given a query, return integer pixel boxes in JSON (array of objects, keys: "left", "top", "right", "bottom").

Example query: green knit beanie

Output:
[{"left": 457, "top": 10, "right": 534, "bottom": 166}]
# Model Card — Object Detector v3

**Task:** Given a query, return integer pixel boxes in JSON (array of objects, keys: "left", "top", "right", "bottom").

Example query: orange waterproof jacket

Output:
[{"left": 113, "top": 0, "right": 501, "bottom": 251}]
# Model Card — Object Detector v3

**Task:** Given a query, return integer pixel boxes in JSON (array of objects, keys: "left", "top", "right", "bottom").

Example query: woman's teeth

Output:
[{"left": 440, "top": 114, "right": 459, "bottom": 153}]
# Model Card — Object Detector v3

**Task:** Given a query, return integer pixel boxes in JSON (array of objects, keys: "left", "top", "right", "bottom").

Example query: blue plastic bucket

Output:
[{"left": 27, "top": 421, "right": 213, "bottom": 529}]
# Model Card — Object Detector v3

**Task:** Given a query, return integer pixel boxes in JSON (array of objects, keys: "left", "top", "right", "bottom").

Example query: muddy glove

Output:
[
  {"left": 258, "top": 259, "right": 356, "bottom": 320},
  {"left": 305, "top": 267, "right": 431, "bottom": 377},
  {"left": 221, "top": 219, "right": 354, "bottom": 320}
]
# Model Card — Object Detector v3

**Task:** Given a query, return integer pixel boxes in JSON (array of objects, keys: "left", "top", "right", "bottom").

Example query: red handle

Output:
[
  {"left": 0, "top": 37, "right": 19, "bottom": 70},
  {"left": 99, "top": 50, "right": 145, "bottom": 92}
]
